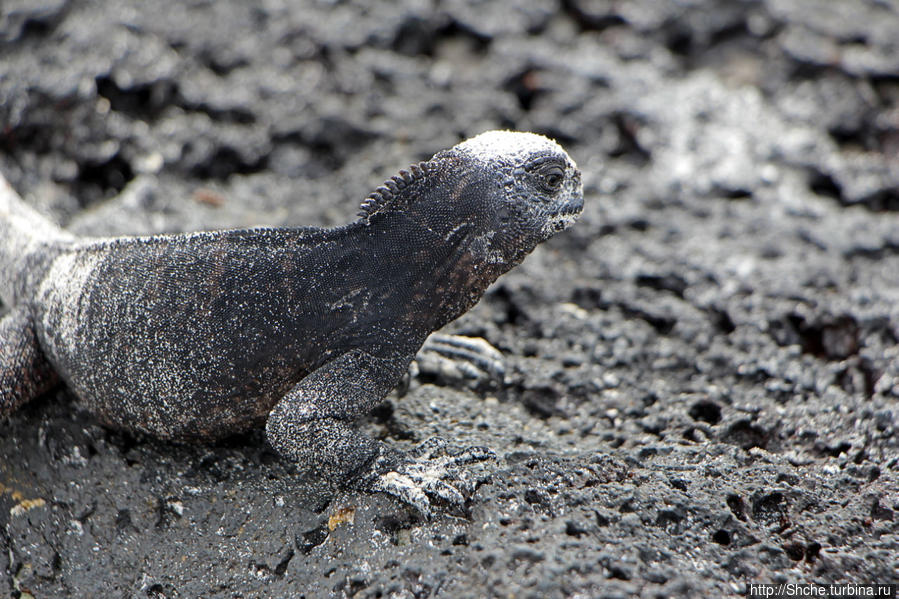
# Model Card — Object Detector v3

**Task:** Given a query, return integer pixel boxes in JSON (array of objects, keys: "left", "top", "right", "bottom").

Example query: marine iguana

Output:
[{"left": 0, "top": 131, "right": 583, "bottom": 515}]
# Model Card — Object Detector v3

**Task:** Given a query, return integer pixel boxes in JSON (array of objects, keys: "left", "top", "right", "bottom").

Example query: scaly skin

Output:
[{"left": 0, "top": 131, "right": 584, "bottom": 514}]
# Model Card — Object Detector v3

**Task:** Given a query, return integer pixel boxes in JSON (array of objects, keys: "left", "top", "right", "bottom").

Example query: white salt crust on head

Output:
[{"left": 453, "top": 130, "right": 571, "bottom": 167}]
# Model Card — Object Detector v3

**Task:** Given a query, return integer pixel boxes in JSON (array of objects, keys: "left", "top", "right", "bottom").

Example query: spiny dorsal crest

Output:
[{"left": 357, "top": 161, "right": 435, "bottom": 223}]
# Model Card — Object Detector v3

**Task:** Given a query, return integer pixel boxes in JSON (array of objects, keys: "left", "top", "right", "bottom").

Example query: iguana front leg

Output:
[
  {"left": 1, "top": 306, "right": 58, "bottom": 417},
  {"left": 265, "top": 349, "right": 493, "bottom": 516}
]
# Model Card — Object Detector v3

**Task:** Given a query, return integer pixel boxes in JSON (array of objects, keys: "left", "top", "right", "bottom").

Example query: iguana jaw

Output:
[{"left": 543, "top": 196, "right": 584, "bottom": 237}]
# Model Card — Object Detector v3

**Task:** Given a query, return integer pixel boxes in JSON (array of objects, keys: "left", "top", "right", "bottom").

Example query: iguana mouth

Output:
[{"left": 546, "top": 197, "right": 584, "bottom": 234}]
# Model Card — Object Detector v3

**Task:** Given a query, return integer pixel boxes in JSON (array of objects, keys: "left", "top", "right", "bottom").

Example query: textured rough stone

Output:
[{"left": 1, "top": 0, "right": 897, "bottom": 597}]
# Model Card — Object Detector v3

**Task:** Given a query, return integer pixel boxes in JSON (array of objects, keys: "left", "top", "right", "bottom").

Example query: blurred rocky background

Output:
[{"left": 1, "top": 0, "right": 897, "bottom": 597}]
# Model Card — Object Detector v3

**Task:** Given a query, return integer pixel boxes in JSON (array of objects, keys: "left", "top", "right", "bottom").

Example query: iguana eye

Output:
[{"left": 538, "top": 165, "right": 564, "bottom": 192}]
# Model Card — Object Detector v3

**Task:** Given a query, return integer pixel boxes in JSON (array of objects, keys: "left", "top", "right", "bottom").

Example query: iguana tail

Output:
[{"left": 0, "top": 173, "right": 75, "bottom": 307}]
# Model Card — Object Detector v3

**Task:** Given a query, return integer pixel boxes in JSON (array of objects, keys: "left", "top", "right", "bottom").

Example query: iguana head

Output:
[
  {"left": 358, "top": 130, "right": 583, "bottom": 266},
  {"left": 452, "top": 130, "right": 583, "bottom": 241}
]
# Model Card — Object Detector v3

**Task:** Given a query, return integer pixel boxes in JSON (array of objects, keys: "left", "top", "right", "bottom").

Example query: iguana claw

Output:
[
  {"left": 408, "top": 334, "right": 507, "bottom": 392},
  {"left": 363, "top": 438, "right": 495, "bottom": 518}
]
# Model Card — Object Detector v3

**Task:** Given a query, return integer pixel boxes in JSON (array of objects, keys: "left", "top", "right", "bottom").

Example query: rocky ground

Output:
[{"left": 1, "top": 0, "right": 898, "bottom": 597}]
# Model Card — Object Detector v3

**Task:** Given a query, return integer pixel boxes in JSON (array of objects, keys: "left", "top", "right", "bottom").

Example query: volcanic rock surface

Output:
[{"left": 1, "top": 1, "right": 897, "bottom": 596}]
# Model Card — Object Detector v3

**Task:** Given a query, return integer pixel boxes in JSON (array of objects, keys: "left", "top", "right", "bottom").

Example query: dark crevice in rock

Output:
[
  {"left": 854, "top": 189, "right": 899, "bottom": 213},
  {"left": 622, "top": 306, "right": 676, "bottom": 335},
  {"left": 274, "top": 549, "right": 295, "bottom": 576},
  {"left": 750, "top": 491, "right": 789, "bottom": 532},
  {"left": 1, "top": 1, "right": 71, "bottom": 43},
  {"left": 782, "top": 542, "right": 804, "bottom": 561},
  {"left": 504, "top": 68, "right": 544, "bottom": 112},
  {"left": 198, "top": 49, "right": 250, "bottom": 77},
  {"left": 296, "top": 525, "right": 329, "bottom": 554},
  {"left": 96, "top": 75, "right": 257, "bottom": 125},
  {"left": 560, "top": 0, "right": 627, "bottom": 33},
  {"left": 808, "top": 169, "right": 843, "bottom": 201},
  {"left": 712, "top": 529, "right": 731, "bottom": 545},
  {"left": 655, "top": 508, "right": 686, "bottom": 535},
  {"left": 179, "top": 100, "right": 257, "bottom": 125},
  {"left": 708, "top": 307, "right": 736, "bottom": 334},
  {"left": 518, "top": 384, "right": 566, "bottom": 420},
  {"left": 96, "top": 76, "right": 178, "bottom": 120},
  {"left": 271, "top": 116, "right": 377, "bottom": 174},
  {"left": 722, "top": 420, "right": 769, "bottom": 451},
  {"left": 486, "top": 285, "right": 532, "bottom": 328},
  {"left": 607, "top": 112, "right": 651, "bottom": 164},
  {"left": 836, "top": 358, "right": 881, "bottom": 398},
  {"left": 76, "top": 152, "right": 135, "bottom": 201},
  {"left": 689, "top": 400, "right": 722, "bottom": 425},
  {"left": 392, "top": 17, "right": 490, "bottom": 57},
  {"left": 726, "top": 494, "right": 746, "bottom": 521},
  {"left": 188, "top": 145, "right": 268, "bottom": 180},
  {"left": 635, "top": 273, "right": 688, "bottom": 299},
  {"left": 772, "top": 313, "right": 861, "bottom": 361}
]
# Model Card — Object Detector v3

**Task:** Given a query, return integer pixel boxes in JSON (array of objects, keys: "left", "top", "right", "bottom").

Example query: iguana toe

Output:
[
  {"left": 365, "top": 438, "right": 495, "bottom": 518},
  {"left": 412, "top": 334, "right": 506, "bottom": 391}
]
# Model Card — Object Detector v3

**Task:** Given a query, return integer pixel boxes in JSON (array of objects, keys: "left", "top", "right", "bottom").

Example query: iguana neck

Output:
[
  {"left": 356, "top": 157, "right": 516, "bottom": 331},
  {"left": 361, "top": 210, "right": 506, "bottom": 334}
]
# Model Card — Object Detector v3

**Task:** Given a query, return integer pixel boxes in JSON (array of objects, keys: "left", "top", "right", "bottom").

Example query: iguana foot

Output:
[
  {"left": 409, "top": 334, "right": 506, "bottom": 392},
  {"left": 358, "top": 437, "right": 494, "bottom": 518}
]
